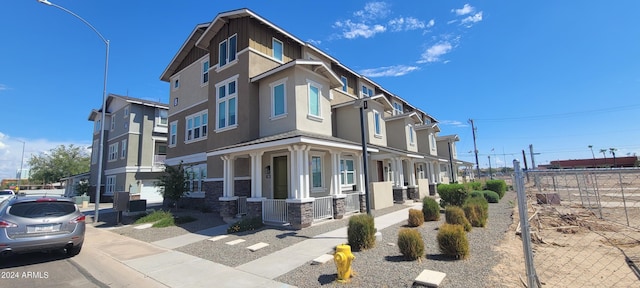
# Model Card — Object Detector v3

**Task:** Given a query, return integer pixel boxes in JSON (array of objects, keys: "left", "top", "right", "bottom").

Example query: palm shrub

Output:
[
  {"left": 483, "top": 190, "right": 500, "bottom": 203},
  {"left": 445, "top": 206, "right": 471, "bottom": 232},
  {"left": 485, "top": 179, "right": 507, "bottom": 199},
  {"left": 437, "top": 223, "right": 469, "bottom": 259},
  {"left": 397, "top": 228, "right": 425, "bottom": 260},
  {"left": 437, "top": 183, "right": 469, "bottom": 208},
  {"left": 463, "top": 197, "right": 488, "bottom": 227},
  {"left": 408, "top": 209, "right": 424, "bottom": 227},
  {"left": 422, "top": 197, "right": 440, "bottom": 221},
  {"left": 348, "top": 214, "right": 376, "bottom": 251}
]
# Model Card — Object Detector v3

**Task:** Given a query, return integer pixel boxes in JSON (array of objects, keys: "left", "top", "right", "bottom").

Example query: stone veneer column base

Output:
[
  {"left": 246, "top": 198, "right": 265, "bottom": 220},
  {"left": 393, "top": 188, "right": 408, "bottom": 203},
  {"left": 358, "top": 193, "right": 366, "bottom": 213},
  {"left": 219, "top": 197, "right": 238, "bottom": 224},
  {"left": 287, "top": 199, "right": 314, "bottom": 230},
  {"left": 407, "top": 186, "right": 419, "bottom": 201},
  {"left": 332, "top": 195, "right": 347, "bottom": 219}
]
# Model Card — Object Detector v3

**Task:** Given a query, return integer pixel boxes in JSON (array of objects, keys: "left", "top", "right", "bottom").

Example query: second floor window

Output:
[
  {"left": 169, "top": 121, "right": 177, "bottom": 146},
  {"left": 121, "top": 139, "right": 127, "bottom": 159},
  {"left": 361, "top": 84, "right": 373, "bottom": 97},
  {"left": 108, "top": 143, "right": 118, "bottom": 161},
  {"left": 216, "top": 76, "right": 238, "bottom": 131},
  {"left": 157, "top": 109, "right": 168, "bottom": 126},
  {"left": 393, "top": 101, "right": 403, "bottom": 115},
  {"left": 91, "top": 140, "right": 98, "bottom": 164},
  {"left": 308, "top": 80, "right": 322, "bottom": 118},
  {"left": 271, "top": 78, "right": 287, "bottom": 118},
  {"left": 186, "top": 111, "right": 208, "bottom": 141},
  {"left": 94, "top": 119, "right": 101, "bottom": 133},
  {"left": 340, "top": 76, "right": 348, "bottom": 92},
  {"left": 110, "top": 117, "right": 116, "bottom": 130},
  {"left": 374, "top": 110, "right": 381, "bottom": 135},
  {"left": 218, "top": 34, "right": 237, "bottom": 68},
  {"left": 202, "top": 60, "right": 209, "bottom": 84},
  {"left": 409, "top": 125, "right": 415, "bottom": 144}
]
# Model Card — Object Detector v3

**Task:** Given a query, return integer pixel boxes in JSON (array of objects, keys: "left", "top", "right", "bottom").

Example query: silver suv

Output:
[{"left": 0, "top": 195, "right": 85, "bottom": 258}]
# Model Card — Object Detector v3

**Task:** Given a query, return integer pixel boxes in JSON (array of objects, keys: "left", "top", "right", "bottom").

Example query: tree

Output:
[
  {"left": 157, "top": 162, "right": 188, "bottom": 209},
  {"left": 28, "top": 145, "right": 90, "bottom": 185}
]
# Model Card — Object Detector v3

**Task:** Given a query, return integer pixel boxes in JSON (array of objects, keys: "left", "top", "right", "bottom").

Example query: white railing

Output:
[
  {"left": 262, "top": 199, "right": 288, "bottom": 223},
  {"left": 237, "top": 196, "right": 247, "bottom": 217},
  {"left": 313, "top": 196, "right": 334, "bottom": 221},
  {"left": 154, "top": 155, "right": 166, "bottom": 166},
  {"left": 345, "top": 193, "right": 361, "bottom": 213}
]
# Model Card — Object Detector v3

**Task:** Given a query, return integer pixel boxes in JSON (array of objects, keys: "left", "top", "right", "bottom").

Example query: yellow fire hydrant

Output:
[{"left": 334, "top": 244, "right": 355, "bottom": 283}]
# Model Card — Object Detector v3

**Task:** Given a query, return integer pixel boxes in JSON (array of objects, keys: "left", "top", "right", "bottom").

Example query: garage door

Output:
[{"left": 140, "top": 181, "right": 164, "bottom": 204}]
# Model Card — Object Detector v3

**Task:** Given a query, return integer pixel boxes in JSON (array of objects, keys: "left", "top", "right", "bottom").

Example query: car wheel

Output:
[{"left": 66, "top": 243, "right": 83, "bottom": 257}]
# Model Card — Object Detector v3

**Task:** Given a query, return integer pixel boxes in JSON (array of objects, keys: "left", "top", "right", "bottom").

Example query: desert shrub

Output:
[
  {"left": 422, "top": 197, "right": 440, "bottom": 221},
  {"left": 152, "top": 216, "right": 175, "bottom": 228},
  {"left": 485, "top": 179, "right": 507, "bottom": 199},
  {"left": 437, "top": 223, "right": 469, "bottom": 259},
  {"left": 466, "top": 181, "right": 483, "bottom": 191},
  {"left": 408, "top": 209, "right": 424, "bottom": 227},
  {"left": 227, "top": 217, "right": 264, "bottom": 234},
  {"left": 397, "top": 228, "right": 425, "bottom": 260},
  {"left": 469, "top": 191, "right": 484, "bottom": 198},
  {"left": 134, "top": 210, "right": 173, "bottom": 224},
  {"left": 483, "top": 190, "right": 500, "bottom": 203},
  {"left": 445, "top": 206, "right": 471, "bottom": 232},
  {"left": 463, "top": 197, "right": 488, "bottom": 227},
  {"left": 348, "top": 214, "right": 376, "bottom": 251},
  {"left": 437, "top": 183, "right": 469, "bottom": 208}
]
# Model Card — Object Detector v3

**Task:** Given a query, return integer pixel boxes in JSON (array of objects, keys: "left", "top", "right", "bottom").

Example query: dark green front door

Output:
[{"left": 273, "top": 156, "right": 288, "bottom": 199}]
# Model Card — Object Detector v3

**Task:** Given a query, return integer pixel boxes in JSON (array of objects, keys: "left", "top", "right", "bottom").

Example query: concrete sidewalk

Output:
[{"left": 87, "top": 201, "right": 422, "bottom": 287}]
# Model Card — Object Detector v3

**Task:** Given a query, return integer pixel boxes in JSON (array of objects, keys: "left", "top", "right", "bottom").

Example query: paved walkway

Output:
[{"left": 89, "top": 201, "right": 422, "bottom": 287}]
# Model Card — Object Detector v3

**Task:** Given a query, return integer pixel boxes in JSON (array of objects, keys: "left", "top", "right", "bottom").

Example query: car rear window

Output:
[
  {"left": 9, "top": 202, "right": 76, "bottom": 218},
  {"left": 0, "top": 191, "right": 13, "bottom": 195}
]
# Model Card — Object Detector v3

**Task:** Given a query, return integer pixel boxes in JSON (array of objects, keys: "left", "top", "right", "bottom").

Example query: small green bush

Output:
[
  {"left": 408, "top": 209, "right": 424, "bottom": 227},
  {"left": 437, "top": 223, "right": 469, "bottom": 259},
  {"left": 227, "top": 217, "right": 264, "bottom": 234},
  {"left": 422, "top": 197, "right": 440, "bottom": 221},
  {"left": 445, "top": 206, "right": 471, "bottom": 232},
  {"left": 463, "top": 197, "right": 488, "bottom": 227},
  {"left": 483, "top": 190, "right": 500, "bottom": 203},
  {"left": 397, "top": 228, "right": 425, "bottom": 260},
  {"left": 348, "top": 214, "right": 376, "bottom": 251},
  {"left": 466, "top": 181, "right": 483, "bottom": 191},
  {"left": 437, "top": 183, "right": 469, "bottom": 208},
  {"left": 469, "top": 191, "right": 484, "bottom": 198},
  {"left": 485, "top": 179, "right": 507, "bottom": 199}
]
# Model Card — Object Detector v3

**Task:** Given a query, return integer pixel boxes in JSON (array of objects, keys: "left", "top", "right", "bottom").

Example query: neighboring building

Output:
[
  {"left": 60, "top": 172, "right": 90, "bottom": 197},
  {"left": 160, "top": 8, "right": 470, "bottom": 229},
  {"left": 88, "top": 94, "right": 168, "bottom": 204},
  {"left": 546, "top": 156, "right": 639, "bottom": 169}
]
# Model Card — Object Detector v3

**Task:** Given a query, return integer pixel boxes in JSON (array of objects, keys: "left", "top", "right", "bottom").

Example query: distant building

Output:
[
  {"left": 544, "top": 156, "right": 639, "bottom": 169},
  {"left": 16, "top": 168, "right": 30, "bottom": 180}
]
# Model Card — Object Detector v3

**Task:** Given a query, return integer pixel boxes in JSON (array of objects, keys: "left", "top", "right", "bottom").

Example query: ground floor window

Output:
[
  {"left": 106, "top": 176, "right": 116, "bottom": 195},
  {"left": 185, "top": 164, "right": 207, "bottom": 193},
  {"left": 340, "top": 158, "right": 355, "bottom": 186}
]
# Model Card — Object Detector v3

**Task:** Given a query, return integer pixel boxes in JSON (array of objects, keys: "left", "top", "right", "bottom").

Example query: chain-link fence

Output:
[{"left": 514, "top": 163, "right": 640, "bottom": 287}]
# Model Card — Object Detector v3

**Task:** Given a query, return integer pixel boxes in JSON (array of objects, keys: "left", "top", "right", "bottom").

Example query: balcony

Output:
[{"left": 154, "top": 155, "right": 166, "bottom": 167}]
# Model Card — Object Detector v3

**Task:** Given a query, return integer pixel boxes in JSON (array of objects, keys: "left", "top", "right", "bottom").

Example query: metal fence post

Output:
[
  {"left": 514, "top": 160, "right": 539, "bottom": 287},
  {"left": 618, "top": 171, "right": 630, "bottom": 226}
]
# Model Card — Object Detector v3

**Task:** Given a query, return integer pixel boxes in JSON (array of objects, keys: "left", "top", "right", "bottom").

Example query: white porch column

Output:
[
  {"left": 356, "top": 152, "right": 364, "bottom": 192},
  {"left": 393, "top": 158, "right": 404, "bottom": 187},
  {"left": 408, "top": 159, "right": 416, "bottom": 186},
  {"left": 288, "top": 145, "right": 308, "bottom": 199},
  {"left": 221, "top": 155, "right": 235, "bottom": 197},
  {"left": 302, "top": 146, "right": 311, "bottom": 199},
  {"left": 330, "top": 151, "right": 341, "bottom": 195},
  {"left": 250, "top": 151, "right": 264, "bottom": 198},
  {"left": 435, "top": 161, "right": 442, "bottom": 184}
]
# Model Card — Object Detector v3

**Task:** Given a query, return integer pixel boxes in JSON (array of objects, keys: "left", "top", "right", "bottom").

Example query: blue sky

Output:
[{"left": 1, "top": 0, "right": 639, "bottom": 180}]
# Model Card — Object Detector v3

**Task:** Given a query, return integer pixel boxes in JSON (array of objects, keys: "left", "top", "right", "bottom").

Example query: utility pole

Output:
[
  {"left": 522, "top": 150, "right": 529, "bottom": 182},
  {"left": 529, "top": 144, "right": 536, "bottom": 170},
  {"left": 488, "top": 155, "right": 493, "bottom": 179},
  {"left": 468, "top": 119, "right": 480, "bottom": 179}
]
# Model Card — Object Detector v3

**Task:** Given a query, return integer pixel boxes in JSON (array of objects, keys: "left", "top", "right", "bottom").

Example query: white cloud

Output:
[
  {"left": 0, "top": 84, "right": 8, "bottom": 92},
  {"left": 388, "top": 17, "right": 426, "bottom": 32},
  {"left": 418, "top": 42, "right": 453, "bottom": 63},
  {"left": 354, "top": 2, "right": 390, "bottom": 20},
  {"left": 453, "top": 4, "right": 475, "bottom": 16},
  {"left": 447, "top": 19, "right": 458, "bottom": 25},
  {"left": 359, "top": 65, "right": 419, "bottom": 77},
  {"left": 461, "top": 12, "right": 483, "bottom": 26},
  {"left": 427, "top": 19, "right": 435, "bottom": 28},
  {"left": 307, "top": 39, "right": 322, "bottom": 46},
  {"left": 334, "top": 20, "right": 386, "bottom": 39},
  {"left": 440, "top": 120, "right": 468, "bottom": 128}
]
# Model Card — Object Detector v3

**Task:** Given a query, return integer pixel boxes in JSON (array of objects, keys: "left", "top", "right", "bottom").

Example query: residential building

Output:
[
  {"left": 161, "top": 8, "right": 471, "bottom": 229},
  {"left": 88, "top": 94, "right": 168, "bottom": 204}
]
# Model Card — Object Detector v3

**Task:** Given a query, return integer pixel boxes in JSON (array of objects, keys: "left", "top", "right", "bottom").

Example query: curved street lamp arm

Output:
[{"left": 37, "top": 0, "right": 108, "bottom": 45}]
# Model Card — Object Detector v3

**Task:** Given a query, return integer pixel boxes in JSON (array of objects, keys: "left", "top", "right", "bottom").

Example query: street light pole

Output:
[
  {"left": 356, "top": 99, "right": 371, "bottom": 215},
  {"left": 17, "top": 140, "right": 25, "bottom": 191},
  {"left": 588, "top": 145, "right": 596, "bottom": 168},
  {"left": 38, "top": 0, "right": 109, "bottom": 222}
]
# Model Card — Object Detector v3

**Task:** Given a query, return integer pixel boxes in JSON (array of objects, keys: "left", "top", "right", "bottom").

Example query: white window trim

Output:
[
  {"left": 340, "top": 76, "right": 348, "bottom": 92},
  {"left": 216, "top": 34, "right": 238, "bottom": 72},
  {"left": 169, "top": 120, "right": 178, "bottom": 147},
  {"left": 340, "top": 158, "right": 355, "bottom": 187},
  {"left": 409, "top": 125, "right": 415, "bottom": 146},
  {"left": 105, "top": 175, "right": 116, "bottom": 195},
  {"left": 185, "top": 110, "right": 208, "bottom": 143},
  {"left": 361, "top": 83, "right": 374, "bottom": 98},
  {"left": 393, "top": 100, "right": 403, "bottom": 115},
  {"left": 310, "top": 152, "right": 325, "bottom": 193},
  {"left": 121, "top": 139, "right": 127, "bottom": 159},
  {"left": 124, "top": 106, "right": 129, "bottom": 118},
  {"left": 270, "top": 77, "right": 288, "bottom": 120},
  {"left": 157, "top": 109, "right": 168, "bottom": 127},
  {"left": 108, "top": 142, "right": 119, "bottom": 162},
  {"left": 373, "top": 110, "right": 382, "bottom": 137},
  {"left": 272, "top": 38, "right": 284, "bottom": 63},
  {"left": 215, "top": 75, "right": 239, "bottom": 133},
  {"left": 307, "top": 79, "right": 323, "bottom": 120},
  {"left": 172, "top": 75, "right": 180, "bottom": 91},
  {"left": 201, "top": 59, "right": 210, "bottom": 87}
]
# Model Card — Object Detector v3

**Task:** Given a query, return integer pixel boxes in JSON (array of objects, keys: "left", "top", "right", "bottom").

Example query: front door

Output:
[{"left": 273, "top": 156, "right": 288, "bottom": 199}]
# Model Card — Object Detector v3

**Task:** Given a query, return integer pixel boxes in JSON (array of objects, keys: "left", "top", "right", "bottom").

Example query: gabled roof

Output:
[
  {"left": 250, "top": 59, "right": 342, "bottom": 88},
  {"left": 331, "top": 94, "right": 393, "bottom": 112},
  {"left": 415, "top": 122, "right": 441, "bottom": 133},
  {"left": 196, "top": 8, "right": 305, "bottom": 51},
  {"left": 160, "top": 23, "right": 210, "bottom": 82},
  {"left": 436, "top": 134, "right": 460, "bottom": 142},
  {"left": 87, "top": 94, "right": 168, "bottom": 121},
  {"left": 384, "top": 111, "right": 424, "bottom": 125}
]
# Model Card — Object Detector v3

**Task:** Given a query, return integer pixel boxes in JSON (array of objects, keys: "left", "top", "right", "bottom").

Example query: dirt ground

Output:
[{"left": 490, "top": 198, "right": 640, "bottom": 287}]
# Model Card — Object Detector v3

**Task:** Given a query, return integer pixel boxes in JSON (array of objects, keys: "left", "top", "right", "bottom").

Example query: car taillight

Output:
[
  {"left": 70, "top": 214, "right": 86, "bottom": 224},
  {"left": 0, "top": 220, "right": 17, "bottom": 228}
]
